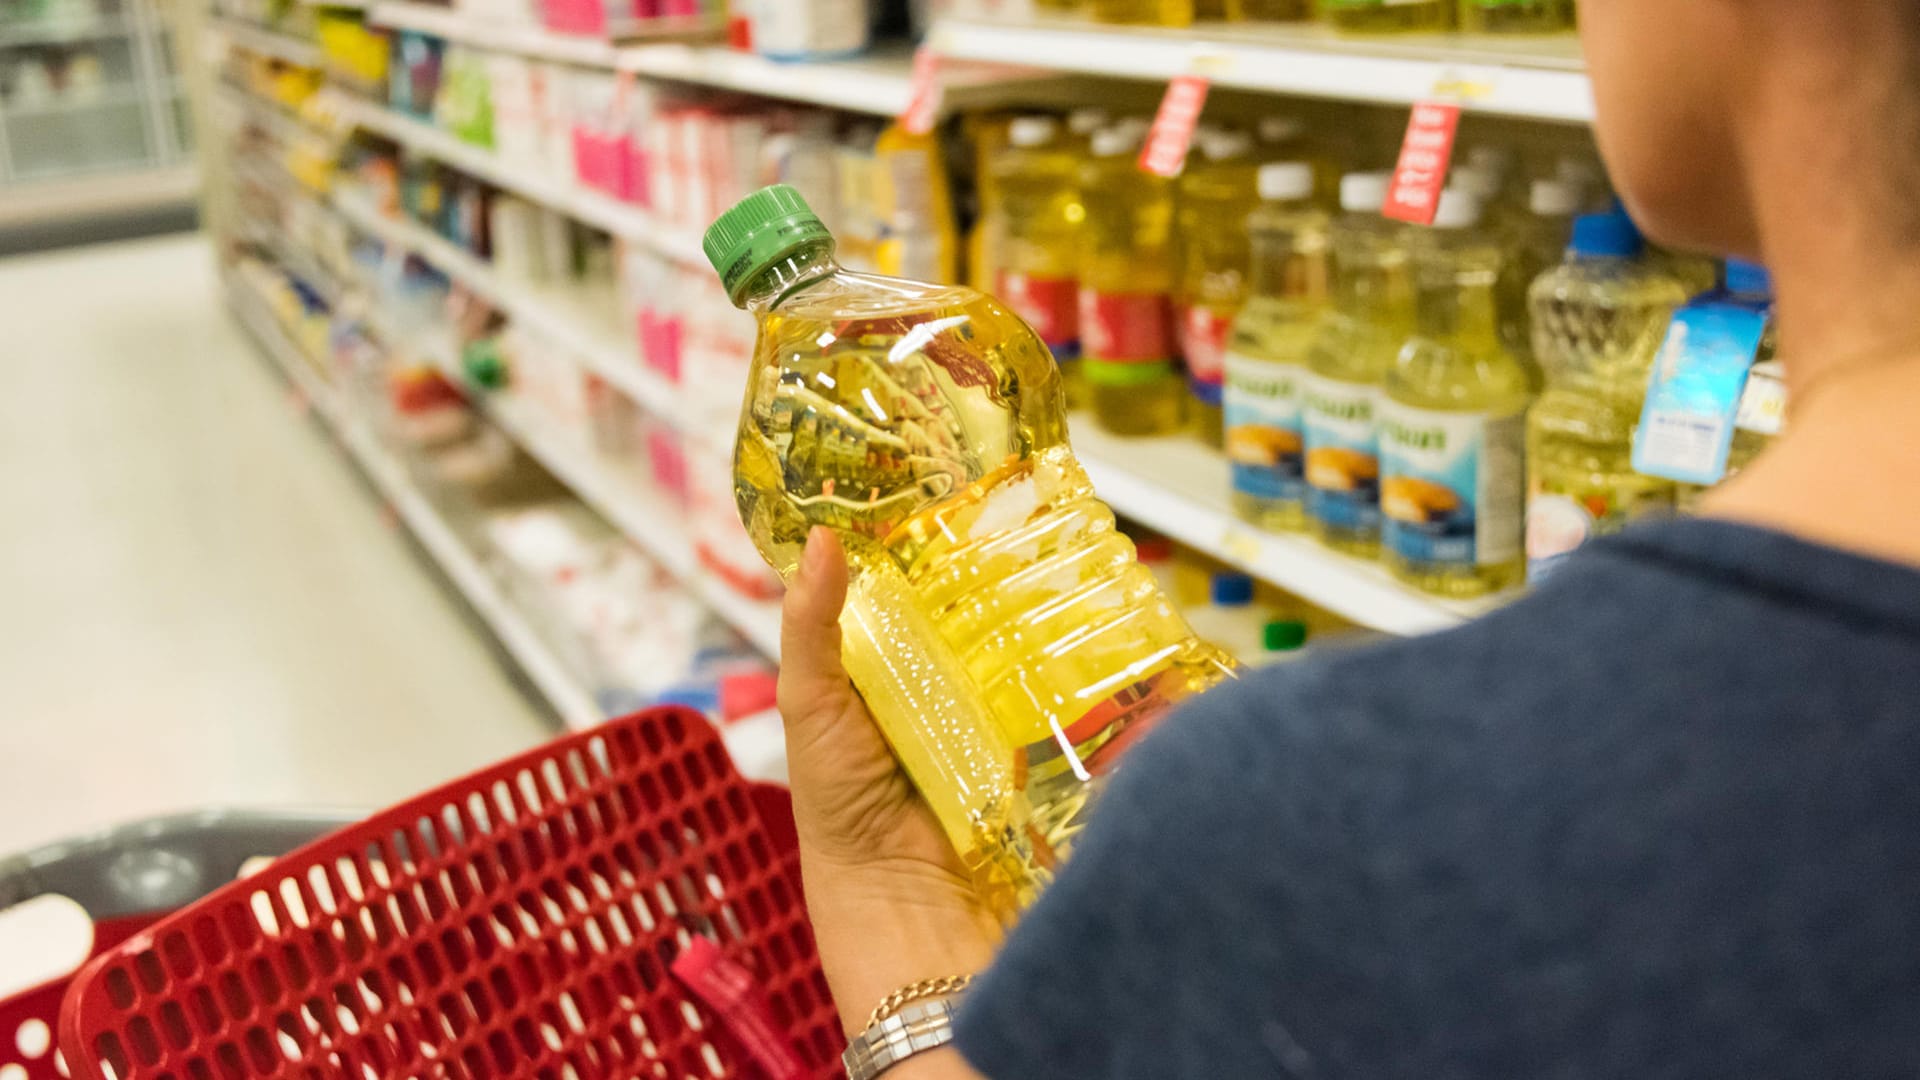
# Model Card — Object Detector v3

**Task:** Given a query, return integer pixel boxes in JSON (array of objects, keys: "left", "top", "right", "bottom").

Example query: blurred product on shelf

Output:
[
  {"left": 1304, "top": 170, "right": 1405, "bottom": 557},
  {"left": 1524, "top": 209, "right": 1688, "bottom": 582},
  {"left": 1175, "top": 127, "right": 1261, "bottom": 446},
  {"left": 1086, "top": 0, "right": 1193, "bottom": 27},
  {"left": 1319, "top": 0, "right": 1453, "bottom": 33},
  {"left": 1224, "top": 160, "right": 1329, "bottom": 532},
  {"left": 948, "top": 0, "right": 1577, "bottom": 32},
  {"left": 989, "top": 114, "right": 1086, "bottom": 404},
  {"left": 731, "top": 0, "right": 873, "bottom": 60},
  {"left": 316, "top": 10, "right": 390, "bottom": 96},
  {"left": 713, "top": 183, "right": 1238, "bottom": 910},
  {"left": 1379, "top": 187, "right": 1533, "bottom": 598},
  {"left": 1079, "top": 119, "right": 1186, "bottom": 436},
  {"left": 1457, "top": 0, "right": 1575, "bottom": 34},
  {"left": 542, "top": 0, "right": 721, "bottom": 40}
]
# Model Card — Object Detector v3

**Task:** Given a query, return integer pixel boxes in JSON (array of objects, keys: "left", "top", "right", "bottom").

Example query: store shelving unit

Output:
[
  {"left": 209, "top": 14, "right": 322, "bottom": 67},
  {"left": 225, "top": 272, "right": 608, "bottom": 728},
  {"left": 928, "top": 16, "right": 1593, "bottom": 122}
]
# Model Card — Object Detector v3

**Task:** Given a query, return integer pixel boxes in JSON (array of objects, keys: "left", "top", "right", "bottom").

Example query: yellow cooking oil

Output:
[
  {"left": 1225, "top": 162, "right": 1331, "bottom": 531},
  {"left": 1321, "top": 0, "right": 1453, "bottom": 32},
  {"left": 1303, "top": 172, "right": 1410, "bottom": 556},
  {"left": 1524, "top": 209, "right": 1688, "bottom": 579},
  {"left": 1378, "top": 189, "right": 1534, "bottom": 597},
  {"left": 1079, "top": 121, "right": 1186, "bottom": 437},
  {"left": 964, "top": 113, "right": 1018, "bottom": 295},
  {"left": 1089, "top": 0, "right": 1195, "bottom": 26},
  {"left": 708, "top": 185, "right": 1238, "bottom": 912},
  {"left": 1243, "top": 0, "right": 1313, "bottom": 20},
  {"left": 1458, "top": 0, "right": 1573, "bottom": 33},
  {"left": 1175, "top": 128, "right": 1261, "bottom": 447},
  {"left": 993, "top": 115, "right": 1088, "bottom": 410}
]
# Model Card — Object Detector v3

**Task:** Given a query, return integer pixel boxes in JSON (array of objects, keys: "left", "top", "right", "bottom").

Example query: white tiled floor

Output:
[{"left": 0, "top": 234, "right": 554, "bottom": 857}]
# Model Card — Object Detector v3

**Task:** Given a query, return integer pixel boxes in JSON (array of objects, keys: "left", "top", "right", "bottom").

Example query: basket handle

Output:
[{"left": 0, "top": 809, "right": 362, "bottom": 922}]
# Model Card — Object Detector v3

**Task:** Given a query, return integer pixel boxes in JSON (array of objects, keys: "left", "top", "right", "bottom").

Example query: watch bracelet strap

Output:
[{"left": 842, "top": 995, "right": 963, "bottom": 1080}]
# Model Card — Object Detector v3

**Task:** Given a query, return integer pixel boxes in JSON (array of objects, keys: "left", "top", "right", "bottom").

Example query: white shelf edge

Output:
[
  {"left": 213, "top": 16, "right": 324, "bottom": 68},
  {"left": 928, "top": 17, "right": 1594, "bottom": 123},
  {"left": 332, "top": 95, "right": 709, "bottom": 266},
  {"left": 226, "top": 276, "right": 609, "bottom": 729},
  {"left": 1069, "top": 419, "right": 1507, "bottom": 636}
]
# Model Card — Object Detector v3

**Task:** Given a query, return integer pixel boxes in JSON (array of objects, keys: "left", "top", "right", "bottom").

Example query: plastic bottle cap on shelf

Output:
[
  {"left": 1529, "top": 179, "right": 1582, "bottom": 218},
  {"left": 1452, "top": 166, "right": 1502, "bottom": 202},
  {"left": 1568, "top": 210, "right": 1644, "bottom": 258},
  {"left": 1211, "top": 572, "right": 1256, "bottom": 607},
  {"left": 1467, "top": 144, "right": 1516, "bottom": 178},
  {"left": 1091, "top": 125, "right": 1142, "bottom": 159},
  {"left": 1258, "top": 115, "right": 1306, "bottom": 143},
  {"left": 704, "top": 184, "right": 834, "bottom": 307},
  {"left": 1429, "top": 188, "right": 1484, "bottom": 229},
  {"left": 1069, "top": 107, "right": 1108, "bottom": 136},
  {"left": 1724, "top": 259, "right": 1773, "bottom": 297},
  {"left": 1009, "top": 115, "right": 1060, "bottom": 148},
  {"left": 1263, "top": 619, "right": 1309, "bottom": 653},
  {"left": 1135, "top": 535, "right": 1174, "bottom": 562},
  {"left": 1197, "top": 128, "right": 1254, "bottom": 161},
  {"left": 1340, "top": 171, "right": 1392, "bottom": 213},
  {"left": 1557, "top": 155, "right": 1605, "bottom": 190},
  {"left": 1258, "top": 162, "right": 1315, "bottom": 202}
]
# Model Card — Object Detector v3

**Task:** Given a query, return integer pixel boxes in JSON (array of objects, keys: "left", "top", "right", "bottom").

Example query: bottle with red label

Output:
[
  {"left": 1078, "top": 119, "right": 1186, "bottom": 436},
  {"left": 1174, "top": 127, "right": 1261, "bottom": 446},
  {"left": 991, "top": 115, "right": 1088, "bottom": 407}
]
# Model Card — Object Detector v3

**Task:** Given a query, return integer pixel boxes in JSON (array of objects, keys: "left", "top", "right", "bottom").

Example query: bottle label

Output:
[
  {"left": 1178, "top": 304, "right": 1233, "bottom": 389},
  {"left": 1080, "top": 289, "right": 1174, "bottom": 363},
  {"left": 1018, "top": 667, "right": 1196, "bottom": 785},
  {"left": 1632, "top": 302, "right": 1770, "bottom": 486},
  {"left": 1224, "top": 351, "right": 1305, "bottom": 503},
  {"left": 1525, "top": 487, "right": 1673, "bottom": 583},
  {"left": 1379, "top": 404, "right": 1525, "bottom": 568},
  {"left": 1302, "top": 374, "right": 1381, "bottom": 531},
  {"left": 1000, "top": 271, "right": 1081, "bottom": 358}
]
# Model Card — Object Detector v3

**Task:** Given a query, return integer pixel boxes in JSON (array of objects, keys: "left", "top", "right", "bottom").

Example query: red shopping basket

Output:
[{"left": 53, "top": 707, "right": 844, "bottom": 1080}]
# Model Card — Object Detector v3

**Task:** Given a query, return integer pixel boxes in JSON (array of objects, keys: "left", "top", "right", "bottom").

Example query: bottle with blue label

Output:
[
  {"left": 1523, "top": 209, "right": 1690, "bottom": 582},
  {"left": 1225, "top": 162, "right": 1331, "bottom": 532},
  {"left": 1303, "top": 172, "right": 1411, "bottom": 557},
  {"left": 1379, "top": 189, "right": 1535, "bottom": 597}
]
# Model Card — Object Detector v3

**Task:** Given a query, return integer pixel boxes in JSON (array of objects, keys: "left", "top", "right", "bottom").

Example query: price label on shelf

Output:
[
  {"left": 1382, "top": 101, "right": 1461, "bottom": 226},
  {"left": 900, "top": 47, "right": 944, "bottom": 136},
  {"left": 1139, "top": 74, "right": 1211, "bottom": 179}
]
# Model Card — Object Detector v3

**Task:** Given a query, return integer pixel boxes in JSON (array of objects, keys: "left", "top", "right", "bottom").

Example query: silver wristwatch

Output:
[{"left": 842, "top": 995, "right": 964, "bottom": 1080}]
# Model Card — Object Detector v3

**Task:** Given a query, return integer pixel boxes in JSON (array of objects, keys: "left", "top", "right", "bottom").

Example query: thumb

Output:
[{"left": 779, "top": 528, "right": 856, "bottom": 726}]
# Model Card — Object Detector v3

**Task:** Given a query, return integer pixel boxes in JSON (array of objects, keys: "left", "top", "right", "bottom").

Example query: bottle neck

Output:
[
  {"left": 1250, "top": 217, "right": 1331, "bottom": 304},
  {"left": 1334, "top": 259, "right": 1414, "bottom": 332},
  {"left": 1414, "top": 236, "right": 1503, "bottom": 348},
  {"left": 739, "top": 241, "right": 839, "bottom": 313}
]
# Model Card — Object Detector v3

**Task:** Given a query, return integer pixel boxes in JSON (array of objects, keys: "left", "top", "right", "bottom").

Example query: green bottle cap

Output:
[
  {"left": 703, "top": 184, "right": 834, "bottom": 307},
  {"left": 1263, "top": 619, "right": 1309, "bottom": 653}
]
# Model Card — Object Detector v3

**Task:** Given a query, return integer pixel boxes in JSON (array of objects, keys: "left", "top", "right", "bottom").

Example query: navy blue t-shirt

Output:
[{"left": 955, "top": 519, "right": 1920, "bottom": 1078}]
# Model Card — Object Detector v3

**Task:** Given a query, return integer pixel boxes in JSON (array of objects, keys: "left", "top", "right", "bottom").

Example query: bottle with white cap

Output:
[
  {"left": 1377, "top": 187, "right": 1534, "bottom": 597},
  {"left": 1174, "top": 127, "right": 1262, "bottom": 447},
  {"left": 1224, "top": 161, "right": 1331, "bottom": 532},
  {"left": 1302, "top": 170, "right": 1413, "bottom": 557},
  {"left": 1497, "top": 177, "right": 1586, "bottom": 378}
]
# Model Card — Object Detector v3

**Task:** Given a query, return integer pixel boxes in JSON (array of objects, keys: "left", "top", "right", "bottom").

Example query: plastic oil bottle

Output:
[
  {"left": 1079, "top": 122, "right": 1186, "bottom": 436},
  {"left": 1225, "top": 162, "right": 1331, "bottom": 531},
  {"left": 1243, "top": 0, "right": 1313, "bottom": 21},
  {"left": 1458, "top": 0, "right": 1574, "bottom": 33},
  {"left": 1089, "top": 0, "right": 1195, "bottom": 25},
  {"left": 708, "top": 185, "right": 1239, "bottom": 912},
  {"left": 1378, "top": 189, "right": 1535, "bottom": 597},
  {"left": 1524, "top": 209, "right": 1690, "bottom": 580},
  {"left": 993, "top": 115, "right": 1088, "bottom": 409},
  {"left": 1303, "top": 172, "right": 1410, "bottom": 556},
  {"left": 1321, "top": 0, "right": 1452, "bottom": 33},
  {"left": 1175, "top": 127, "right": 1261, "bottom": 447},
  {"left": 1498, "top": 178, "right": 1583, "bottom": 384}
]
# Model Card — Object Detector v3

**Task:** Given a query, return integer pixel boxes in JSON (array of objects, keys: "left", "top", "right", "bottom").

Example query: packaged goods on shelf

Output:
[
  {"left": 317, "top": 11, "right": 390, "bottom": 95},
  {"left": 541, "top": 0, "right": 721, "bottom": 39}
]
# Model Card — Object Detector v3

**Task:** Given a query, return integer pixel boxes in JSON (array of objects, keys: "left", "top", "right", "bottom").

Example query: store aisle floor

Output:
[{"left": 0, "top": 234, "right": 555, "bottom": 856}]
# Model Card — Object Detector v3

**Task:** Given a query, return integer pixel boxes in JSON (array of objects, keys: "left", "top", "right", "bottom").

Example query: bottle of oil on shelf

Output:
[
  {"left": 1090, "top": 0, "right": 1196, "bottom": 25},
  {"left": 1458, "top": 0, "right": 1574, "bottom": 33},
  {"left": 1524, "top": 210, "right": 1690, "bottom": 580},
  {"left": 1080, "top": 122, "right": 1187, "bottom": 436},
  {"left": 993, "top": 115, "right": 1088, "bottom": 409},
  {"left": 1175, "top": 127, "right": 1261, "bottom": 447},
  {"left": 1243, "top": 0, "right": 1314, "bottom": 21},
  {"left": 1320, "top": 0, "right": 1452, "bottom": 33},
  {"left": 709, "top": 185, "right": 1238, "bottom": 913},
  {"left": 1225, "top": 162, "right": 1331, "bottom": 531},
  {"left": 1303, "top": 172, "right": 1410, "bottom": 556},
  {"left": 1378, "top": 189, "right": 1535, "bottom": 597}
]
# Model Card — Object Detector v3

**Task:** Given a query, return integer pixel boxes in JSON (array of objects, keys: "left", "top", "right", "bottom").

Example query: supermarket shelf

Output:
[
  {"left": 0, "top": 165, "right": 199, "bottom": 228},
  {"left": 1070, "top": 419, "right": 1509, "bottom": 636},
  {"left": 332, "top": 95, "right": 709, "bottom": 265},
  {"left": 331, "top": 191, "right": 690, "bottom": 431},
  {"left": 226, "top": 275, "right": 609, "bottom": 728},
  {"left": 368, "top": 2, "right": 713, "bottom": 65},
  {"left": 616, "top": 41, "right": 1053, "bottom": 117},
  {"left": 928, "top": 17, "right": 1594, "bottom": 123},
  {"left": 214, "top": 16, "right": 324, "bottom": 68}
]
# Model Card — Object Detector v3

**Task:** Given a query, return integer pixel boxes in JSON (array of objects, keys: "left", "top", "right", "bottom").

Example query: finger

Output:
[{"left": 779, "top": 528, "right": 856, "bottom": 724}]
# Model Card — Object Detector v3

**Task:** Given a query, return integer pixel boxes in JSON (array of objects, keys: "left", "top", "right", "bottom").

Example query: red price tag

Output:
[
  {"left": 899, "top": 47, "right": 944, "bottom": 136},
  {"left": 1382, "top": 101, "right": 1462, "bottom": 225},
  {"left": 1138, "top": 74, "right": 1211, "bottom": 178}
]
